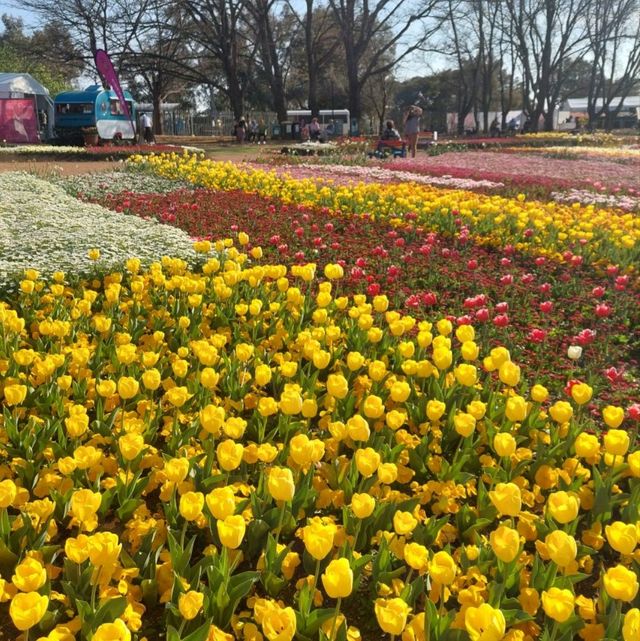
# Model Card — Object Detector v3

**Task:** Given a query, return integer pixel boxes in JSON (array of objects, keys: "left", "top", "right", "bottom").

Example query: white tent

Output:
[{"left": 0, "top": 72, "right": 54, "bottom": 141}]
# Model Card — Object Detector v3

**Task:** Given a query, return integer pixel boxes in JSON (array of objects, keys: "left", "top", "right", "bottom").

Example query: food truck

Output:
[{"left": 53, "top": 85, "right": 136, "bottom": 144}]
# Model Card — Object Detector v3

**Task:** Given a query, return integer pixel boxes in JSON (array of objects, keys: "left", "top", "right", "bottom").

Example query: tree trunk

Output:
[{"left": 152, "top": 92, "right": 163, "bottom": 135}]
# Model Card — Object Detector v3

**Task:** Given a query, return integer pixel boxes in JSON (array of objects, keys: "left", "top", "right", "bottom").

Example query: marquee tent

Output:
[{"left": 0, "top": 73, "right": 54, "bottom": 143}]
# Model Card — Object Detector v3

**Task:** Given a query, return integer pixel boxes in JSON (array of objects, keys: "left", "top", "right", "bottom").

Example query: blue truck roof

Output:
[{"left": 54, "top": 85, "right": 134, "bottom": 103}]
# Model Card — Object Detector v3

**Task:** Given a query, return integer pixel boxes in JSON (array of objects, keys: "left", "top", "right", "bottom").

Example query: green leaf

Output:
[
  {"left": 184, "top": 621, "right": 215, "bottom": 641},
  {"left": 93, "top": 596, "right": 128, "bottom": 628}
]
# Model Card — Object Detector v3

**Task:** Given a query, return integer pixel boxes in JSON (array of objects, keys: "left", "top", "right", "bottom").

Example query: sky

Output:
[{"left": 0, "top": 2, "right": 435, "bottom": 81}]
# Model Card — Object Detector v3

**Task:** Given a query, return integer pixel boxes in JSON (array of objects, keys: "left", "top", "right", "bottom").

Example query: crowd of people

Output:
[{"left": 233, "top": 118, "right": 268, "bottom": 144}]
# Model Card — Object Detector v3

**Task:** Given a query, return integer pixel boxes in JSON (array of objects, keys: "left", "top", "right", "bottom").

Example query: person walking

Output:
[
  {"left": 403, "top": 105, "right": 422, "bottom": 158},
  {"left": 141, "top": 112, "right": 154, "bottom": 144}
]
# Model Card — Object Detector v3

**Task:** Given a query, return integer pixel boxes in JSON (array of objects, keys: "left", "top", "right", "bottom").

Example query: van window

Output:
[
  {"left": 110, "top": 99, "right": 133, "bottom": 116},
  {"left": 56, "top": 103, "right": 93, "bottom": 114}
]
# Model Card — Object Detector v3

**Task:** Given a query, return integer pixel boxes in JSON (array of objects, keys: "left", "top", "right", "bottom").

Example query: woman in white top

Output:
[{"left": 403, "top": 105, "right": 423, "bottom": 158}]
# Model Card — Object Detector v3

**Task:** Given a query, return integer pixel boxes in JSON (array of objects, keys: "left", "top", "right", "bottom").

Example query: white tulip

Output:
[{"left": 567, "top": 345, "right": 583, "bottom": 360}]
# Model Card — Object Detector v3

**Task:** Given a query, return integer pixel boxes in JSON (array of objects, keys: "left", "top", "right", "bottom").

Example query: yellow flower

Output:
[
  {"left": 489, "top": 525, "right": 520, "bottom": 563},
  {"left": 3, "top": 383, "right": 27, "bottom": 406},
  {"left": 0, "top": 479, "right": 17, "bottom": 508},
  {"left": 355, "top": 448, "right": 380, "bottom": 477},
  {"left": 351, "top": 493, "right": 375, "bottom": 519},
  {"left": 505, "top": 396, "right": 527, "bottom": 422},
  {"left": 363, "top": 394, "right": 385, "bottom": 419},
  {"left": 602, "top": 405, "right": 625, "bottom": 429},
  {"left": 164, "top": 457, "right": 190, "bottom": 483},
  {"left": 426, "top": 400, "right": 446, "bottom": 422},
  {"left": 217, "top": 440, "right": 244, "bottom": 471},
  {"left": 12, "top": 558, "right": 47, "bottom": 592},
  {"left": 549, "top": 401, "right": 573, "bottom": 423},
  {"left": 546, "top": 491, "right": 579, "bottom": 524},
  {"left": 97, "top": 379, "right": 117, "bottom": 397},
  {"left": 545, "top": 530, "right": 577, "bottom": 567},
  {"left": 324, "top": 263, "right": 344, "bottom": 280},
  {"left": 605, "top": 522, "right": 637, "bottom": 555},
  {"left": 454, "top": 364, "right": 477, "bottom": 387},
  {"left": 454, "top": 412, "right": 476, "bottom": 438},
  {"left": 88, "top": 248, "right": 100, "bottom": 260},
  {"left": 217, "top": 515, "right": 246, "bottom": 549},
  {"left": 374, "top": 598, "right": 411, "bottom": 635},
  {"left": 574, "top": 433, "right": 600, "bottom": 458},
  {"left": 326, "top": 373, "right": 349, "bottom": 399},
  {"left": 165, "top": 386, "right": 190, "bottom": 407},
  {"left": 141, "top": 368, "right": 161, "bottom": 390},
  {"left": 603, "top": 429, "right": 629, "bottom": 456},
  {"left": 404, "top": 542, "right": 429, "bottom": 572},
  {"left": 541, "top": 587, "right": 574, "bottom": 622},
  {"left": 530, "top": 384, "right": 548, "bottom": 403},
  {"left": 206, "top": 487, "right": 236, "bottom": 520},
  {"left": 9, "top": 591, "right": 49, "bottom": 630},
  {"left": 70, "top": 489, "right": 102, "bottom": 531},
  {"left": 268, "top": 467, "right": 295, "bottom": 502},
  {"left": 570, "top": 383, "right": 592, "bottom": 405},
  {"left": 603, "top": 564, "right": 639, "bottom": 601},
  {"left": 493, "top": 433, "right": 517, "bottom": 457},
  {"left": 117, "top": 376, "right": 139, "bottom": 400},
  {"left": 179, "top": 491, "right": 204, "bottom": 521},
  {"left": 235, "top": 343, "right": 254, "bottom": 362},
  {"left": 429, "top": 551, "right": 456, "bottom": 585},
  {"left": 464, "top": 603, "right": 506, "bottom": 641},
  {"left": 498, "top": 361, "right": 520, "bottom": 387},
  {"left": 261, "top": 603, "right": 296, "bottom": 641},
  {"left": 302, "top": 520, "right": 335, "bottom": 560},
  {"left": 390, "top": 380, "right": 411, "bottom": 402},
  {"left": 347, "top": 415, "right": 370, "bottom": 441},
  {"left": 321, "top": 558, "right": 353, "bottom": 598},
  {"left": 393, "top": 511, "right": 418, "bottom": 535},
  {"left": 93, "top": 619, "right": 132, "bottom": 641},
  {"left": 118, "top": 433, "right": 145, "bottom": 461},
  {"left": 489, "top": 483, "right": 522, "bottom": 517},
  {"left": 623, "top": 609, "right": 640, "bottom": 641}
]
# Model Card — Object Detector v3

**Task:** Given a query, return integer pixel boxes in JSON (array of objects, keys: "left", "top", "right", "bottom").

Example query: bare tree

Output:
[
  {"left": 244, "top": 0, "right": 291, "bottom": 122},
  {"left": 285, "top": 0, "right": 340, "bottom": 115},
  {"left": 19, "top": 0, "right": 151, "bottom": 75},
  {"left": 504, "top": 0, "right": 591, "bottom": 131},
  {"left": 179, "top": 0, "right": 250, "bottom": 119},
  {"left": 123, "top": 1, "right": 191, "bottom": 134},
  {"left": 327, "top": 0, "right": 443, "bottom": 123},
  {"left": 585, "top": 0, "right": 640, "bottom": 129}
]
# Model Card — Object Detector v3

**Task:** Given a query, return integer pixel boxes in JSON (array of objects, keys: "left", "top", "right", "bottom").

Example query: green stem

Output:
[
  {"left": 180, "top": 519, "right": 188, "bottom": 549},
  {"left": 329, "top": 597, "right": 342, "bottom": 641},
  {"left": 178, "top": 619, "right": 187, "bottom": 637},
  {"left": 548, "top": 621, "right": 559, "bottom": 641},
  {"left": 274, "top": 501, "right": 287, "bottom": 542}
]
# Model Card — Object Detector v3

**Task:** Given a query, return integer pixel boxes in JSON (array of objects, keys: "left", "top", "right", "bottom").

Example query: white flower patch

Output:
[
  {"left": 277, "top": 163, "right": 504, "bottom": 190},
  {"left": 0, "top": 172, "right": 197, "bottom": 288},
  {"left": 55, "top": 170, "right": 193, "bottom": 198},
  {"left": 0, "top": 145, "right": 86, "bottom": 155},
  {"left": 551, "top": 189, "right": 640, "bottom": 212}
]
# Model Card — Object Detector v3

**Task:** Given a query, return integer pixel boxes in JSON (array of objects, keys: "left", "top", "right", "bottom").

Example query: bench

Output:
[{"left": 370, "top": 139, "right": 407, "bottom": 159}]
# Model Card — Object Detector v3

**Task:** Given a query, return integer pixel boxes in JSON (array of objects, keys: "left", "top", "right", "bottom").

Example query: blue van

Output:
[{"left": 54, "top": 85, "right": 137, "bottom": 144}]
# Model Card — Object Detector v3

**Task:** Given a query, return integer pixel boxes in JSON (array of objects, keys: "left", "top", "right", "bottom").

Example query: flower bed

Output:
[
  {"left": 386, "top": 152, "right": 640, "bottom": 195},
  {"left": 128, "top": 154, "right": 640, "bottom": 269},
  {"left": 57, "top": 171, "right": 194, "bottom": 199},
  {"left": 0, "top": 143, "right": 202, "bottom": 160},
  {"left": 0, "top": 249, "right": 638, "bottom": 641},
  {"left": 0, "top": 172, "right": 197, "bottom": 290},
  {"left": 86, "top": 185, "right": 640, "bottom": 405}
]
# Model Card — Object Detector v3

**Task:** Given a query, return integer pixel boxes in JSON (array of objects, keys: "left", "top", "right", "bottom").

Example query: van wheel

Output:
[{"left": 113, "top": 133, "right": 123, "bottom": 146}]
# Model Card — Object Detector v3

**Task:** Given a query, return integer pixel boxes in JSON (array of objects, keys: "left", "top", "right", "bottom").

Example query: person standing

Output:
[
  {"left": 403, "top": 105, "right": 423, "bottom": 158},
  {"left": 141, "top": 112, "right": 154, "bottom": 144},
  {"left": 236, "top": 118, "right": 246, "bottom": 143}
]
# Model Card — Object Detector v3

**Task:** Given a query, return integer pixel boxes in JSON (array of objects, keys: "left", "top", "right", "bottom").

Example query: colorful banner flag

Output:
[{"left": 94, "top": 49, "right": 130, "bottom": 118}]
